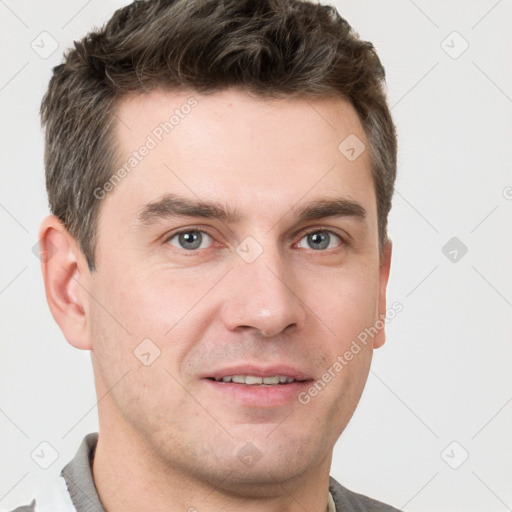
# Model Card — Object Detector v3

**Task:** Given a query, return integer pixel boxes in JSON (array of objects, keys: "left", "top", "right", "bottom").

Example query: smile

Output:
[{"left": 210, "top": 375, "right": 298, "bottom": 385}]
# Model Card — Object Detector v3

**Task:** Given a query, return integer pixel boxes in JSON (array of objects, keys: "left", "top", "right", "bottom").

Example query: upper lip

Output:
[{"left": 202, "top": 364, "right": 312, "bottom": 382}]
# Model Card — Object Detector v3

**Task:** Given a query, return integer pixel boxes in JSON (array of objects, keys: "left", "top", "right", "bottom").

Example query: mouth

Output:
[
  {"left": 202, "top": 366, "right": 313, "bottom": 407},
  {"left": 207, "top": 374, "right": 303, "bottom": 385}
]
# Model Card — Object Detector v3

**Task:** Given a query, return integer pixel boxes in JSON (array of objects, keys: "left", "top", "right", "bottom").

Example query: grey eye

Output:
[
  {"left": 297, "top": 231, "right": 342, "bottom": 251},
  {"left": 168, "top": 230, "right": 213, "bottom": 251}
]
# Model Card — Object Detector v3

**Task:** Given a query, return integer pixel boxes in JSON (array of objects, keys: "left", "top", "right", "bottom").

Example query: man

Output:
[{"left": 10, "top": 0, "right": 400, "bottom": 510}]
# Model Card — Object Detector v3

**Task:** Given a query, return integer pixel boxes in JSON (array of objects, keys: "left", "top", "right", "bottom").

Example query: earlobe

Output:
[
  {"left": 373, "top": 239, "right": 392, "bottom": 349},
  {"left": 39, "top": 215, "right": 92, "bottom": 350}
]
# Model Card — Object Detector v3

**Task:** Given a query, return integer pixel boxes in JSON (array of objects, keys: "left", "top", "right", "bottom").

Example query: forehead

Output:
[{"left": 105, "top": 88, "right": 376, "bottom": 227}]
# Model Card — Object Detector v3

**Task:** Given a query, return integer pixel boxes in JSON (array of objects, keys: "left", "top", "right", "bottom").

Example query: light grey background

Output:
[{"left": 1, "top": 1, "right": 511, "bottom": 511}]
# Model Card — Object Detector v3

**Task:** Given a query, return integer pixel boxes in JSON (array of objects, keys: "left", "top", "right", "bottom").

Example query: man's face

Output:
[{"left": 84, "top": 89, "right": 390, "bottom": 488}]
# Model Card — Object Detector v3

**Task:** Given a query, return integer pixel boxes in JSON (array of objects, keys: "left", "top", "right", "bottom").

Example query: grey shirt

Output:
[{"left": 7, "top": 432, "right": 402, "bottom": 512}]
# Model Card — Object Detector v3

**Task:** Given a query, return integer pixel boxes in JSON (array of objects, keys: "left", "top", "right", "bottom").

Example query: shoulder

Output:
[
  {"left": 2, "top": 433, "right": 101, "bottom": 512},
  {"left": 1, "top": 473, "right": 76, "bottom": 512},
  {"left": 329, "top": 476, "right": 403, "bottom": 512},
  {"left": 2, "top": 499, "right": 36, "bottom": 512}
]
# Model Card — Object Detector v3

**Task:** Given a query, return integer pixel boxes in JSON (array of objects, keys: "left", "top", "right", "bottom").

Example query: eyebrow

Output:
[{"left": 137, "top": 193, "right": 367, "bottom": 227}]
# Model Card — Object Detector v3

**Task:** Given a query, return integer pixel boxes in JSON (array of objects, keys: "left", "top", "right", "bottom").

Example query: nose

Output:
[{"left": 220, "top": 245, "right": 307, "bottom": 337}]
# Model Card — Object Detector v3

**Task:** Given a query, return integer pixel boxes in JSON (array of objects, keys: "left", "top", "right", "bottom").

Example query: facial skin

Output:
[{"left": 40, "top": 89, "right": 392, "bottom": 512}]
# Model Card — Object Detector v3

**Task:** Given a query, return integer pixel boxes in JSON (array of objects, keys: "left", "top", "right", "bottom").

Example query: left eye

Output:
[
  {"left": 167, "top": 230, "right": 214, "bottom": 251},
  {"left": 296, "top": 230, "right": 343, "bottom": 251}
]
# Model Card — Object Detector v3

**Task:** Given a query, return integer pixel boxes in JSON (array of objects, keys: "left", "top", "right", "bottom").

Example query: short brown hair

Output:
[{"left": 41, "top": 0, "right": 397, "bottom": 270}]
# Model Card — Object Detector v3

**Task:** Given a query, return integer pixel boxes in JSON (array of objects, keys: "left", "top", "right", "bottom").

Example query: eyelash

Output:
[{"left": 163, "top": 227, "right": 347, "bottom": 254}]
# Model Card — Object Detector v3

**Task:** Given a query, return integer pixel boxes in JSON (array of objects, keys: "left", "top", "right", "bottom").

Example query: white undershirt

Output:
[{"left": 327, "top": 490, "right": 336, "bottom": 511}]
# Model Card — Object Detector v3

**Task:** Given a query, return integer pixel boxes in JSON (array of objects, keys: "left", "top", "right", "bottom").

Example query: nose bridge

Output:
[{"left": 221, "top": 239, "right": 306, "bottom": 337}]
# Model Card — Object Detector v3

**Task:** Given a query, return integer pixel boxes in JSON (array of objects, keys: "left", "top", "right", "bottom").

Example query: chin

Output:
[
  {"left": 209, "top": 462, "right": 311, "bottom": 499},
  {"left": 210, "top": 434, "right": 326, "bottom": 495}
]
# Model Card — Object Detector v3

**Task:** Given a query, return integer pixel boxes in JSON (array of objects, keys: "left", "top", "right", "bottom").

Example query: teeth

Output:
[
  {"left": 214, "top": 375, "right": 296, "bottom": 385},
  {"left": 245, "top": 376, "right": 263, "bottom": 385}
]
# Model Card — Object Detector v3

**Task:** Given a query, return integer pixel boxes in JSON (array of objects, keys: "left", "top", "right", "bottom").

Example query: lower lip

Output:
[{"left": 203, "top": 379, "right": 311, "bottom": 408}]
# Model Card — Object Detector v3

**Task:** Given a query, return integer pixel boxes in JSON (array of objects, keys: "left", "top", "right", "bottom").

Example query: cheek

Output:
[
  {"left": 299, "top": 264, "right": 378, "bottom": 421},
  {"left": 87, "top": 274, "right": 202, "bottom": 433},
  {"left": 88, "top": 267, "right": 224, "bottom": 372},
  {"left": 308, "top": 263, "right": 380, "bottom": 346}
]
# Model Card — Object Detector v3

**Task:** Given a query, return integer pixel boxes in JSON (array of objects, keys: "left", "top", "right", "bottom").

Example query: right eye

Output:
[{"left": 165, "top": 230, "right": 214, "bottom": 251}]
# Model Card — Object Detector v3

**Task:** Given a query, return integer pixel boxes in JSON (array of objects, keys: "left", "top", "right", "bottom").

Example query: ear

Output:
[
  {"left": 38, "top": 215, "right": 92, "bottom": 350},
  {"left": 373, "top": 239, "right": 392, "bottom": 349}
]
